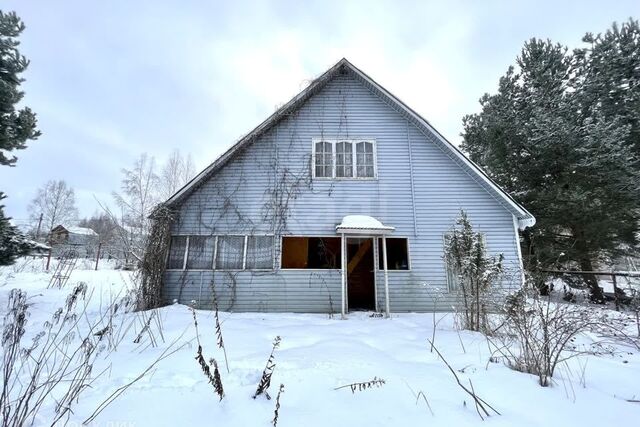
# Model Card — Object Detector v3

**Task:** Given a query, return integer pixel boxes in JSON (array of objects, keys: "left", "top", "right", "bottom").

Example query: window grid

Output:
[
  {"left": 313, "top": 139, "right": 376, "bottom": 179},
  {"left": 336, "top": 141, "right": 353, "bottom": 178},
  {"left": 167, "top": 235, "right": 276, "bottom": 271}
]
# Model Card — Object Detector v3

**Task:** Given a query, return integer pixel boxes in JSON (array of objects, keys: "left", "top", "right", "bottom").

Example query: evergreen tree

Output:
[
  {"left": 0, "top": 193, "right": 31, "bottom": 265},
  {"left": 462, "top": 24, "right": 640, "bottom": 302},
  {"left": 0, "top": 10, "right": 40, "bottom": 265}
]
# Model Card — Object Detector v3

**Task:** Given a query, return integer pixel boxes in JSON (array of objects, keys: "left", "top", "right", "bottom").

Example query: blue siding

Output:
[{"left": 165, "top": 71, "right": 522, "bottom": 312}]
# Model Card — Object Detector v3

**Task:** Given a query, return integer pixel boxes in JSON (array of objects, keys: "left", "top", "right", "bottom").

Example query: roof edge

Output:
[{"left": 163, "top": 58, "right": 535, "bottom": 229}]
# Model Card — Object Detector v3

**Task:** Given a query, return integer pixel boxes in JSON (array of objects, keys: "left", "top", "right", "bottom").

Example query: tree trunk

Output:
[{"left": 579, "top": 257, "right": 604, "bottom": 303}]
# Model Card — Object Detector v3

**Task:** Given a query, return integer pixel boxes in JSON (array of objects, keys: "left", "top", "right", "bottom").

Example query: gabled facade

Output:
[{"left": 161, "top": 58, "right": 535, "bottom": 314}]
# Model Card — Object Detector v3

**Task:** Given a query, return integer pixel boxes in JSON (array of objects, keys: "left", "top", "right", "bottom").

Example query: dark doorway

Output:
[{"left": 347, "top": 238, "right": 375, "bottom": 311}]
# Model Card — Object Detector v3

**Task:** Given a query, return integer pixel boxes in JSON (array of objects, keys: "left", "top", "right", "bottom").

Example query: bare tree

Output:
[
  {"left": 159, "top": 149, "right": 195, "bottom": 201},
  {"left": 111, "top": 154, "right": 160, "bottom": 262},
  {"left": 27, "top": 179, "right": 78, "bottom": 236}
]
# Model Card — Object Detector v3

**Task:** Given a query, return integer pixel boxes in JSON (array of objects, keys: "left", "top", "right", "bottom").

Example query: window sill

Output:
[{"left": 313, "top": 177, "right": 378, "bottom": 181}]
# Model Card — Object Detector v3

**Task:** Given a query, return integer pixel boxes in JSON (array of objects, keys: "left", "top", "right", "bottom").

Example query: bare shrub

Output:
[
  {"left": 488, "top": 276, "right": 600, "bottom": 387},
  {"left": 0, "top": 284, "right": 109, "bottom": 426},
  {"left": 429, "top": 341, "right": 499, "bottom": 420},
  {"left": 253, "top": 336, "right": 282, "bottom": 399}
]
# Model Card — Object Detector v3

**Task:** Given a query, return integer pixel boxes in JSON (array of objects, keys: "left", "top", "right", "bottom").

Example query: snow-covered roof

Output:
[
  {"left": 336, "top": 215, "right": 395, "bottom": 235},
  {"left": 62, "top": 226, "right": 98, "bottom": 236},
  {"left": 163, "top": 58, "right": 535, "bottom": 230},
  {"left": 26, "top": 240, "right": 51, "bottom": 250}
]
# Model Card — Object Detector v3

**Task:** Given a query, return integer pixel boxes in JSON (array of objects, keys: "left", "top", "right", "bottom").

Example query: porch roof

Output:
[{"left": 335, "top": 215, "right": 395, "bottom": 235}]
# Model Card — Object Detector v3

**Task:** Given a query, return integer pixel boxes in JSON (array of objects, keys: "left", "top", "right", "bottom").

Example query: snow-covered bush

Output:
[{"left": 444, "top": 210, "right": 503, "bottom": 332}]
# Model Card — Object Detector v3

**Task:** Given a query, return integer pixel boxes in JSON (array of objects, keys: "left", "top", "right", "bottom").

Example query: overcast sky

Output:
[{"left": 1, "top": 0, "right": 638, "bottom": 221}]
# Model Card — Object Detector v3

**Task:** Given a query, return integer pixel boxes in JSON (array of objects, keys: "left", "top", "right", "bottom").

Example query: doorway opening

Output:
[{"left": 347, "top": 237, "right": 375, "bottom": 311}]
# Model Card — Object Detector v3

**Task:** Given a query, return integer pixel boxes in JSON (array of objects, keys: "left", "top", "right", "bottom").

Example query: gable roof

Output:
[{"left": 164, "top": 58, "right": 535, "bottom": 230}]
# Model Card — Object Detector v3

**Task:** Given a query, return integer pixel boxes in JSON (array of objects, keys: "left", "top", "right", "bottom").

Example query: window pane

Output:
[
  {"left": 186, "top": 236, "right": 214, "bottom": 269},
  {"left": 314, "top": 142, "right": 332, "bottom": 177},
  {"left": 281, "top": 237, "right": 342, "bottom": 269},
  {"left": 246, "top": 236, "right": 274, "bottom": 269},
  {"left": 216, "top": 236, "right": 245, "bottom": 269},
  {"left": 377, "top": 238, "right": 409, "bottom": 270},
  {"left": 336, "top": 141, "right": 353, "bottom": 177},
  {"left": 356, "top": 142, "right": 374, "bottom": 177},
  {"left": 167, "top": 236, "right": 187, "bottom": 269}
]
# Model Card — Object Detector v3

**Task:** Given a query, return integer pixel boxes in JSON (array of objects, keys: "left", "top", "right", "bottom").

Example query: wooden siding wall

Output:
[{"left": 164, "top": 71, "right": 522, "bottom": 312}]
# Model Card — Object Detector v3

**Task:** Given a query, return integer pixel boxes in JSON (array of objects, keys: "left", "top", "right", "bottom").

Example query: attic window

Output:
[{"left": 313, "top": 139, "right": 376, "bottom": 179}]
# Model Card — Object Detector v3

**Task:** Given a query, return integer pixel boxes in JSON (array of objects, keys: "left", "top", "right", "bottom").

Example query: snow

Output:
[
  {"left": 64, "top": 226, "right": 99, "bottom": 236},
  {"left": 336, "top": 215, "right": 394, "bottom": 232},
  {"left": 1, "top": 258, "right": 640, "bottom": 426}
]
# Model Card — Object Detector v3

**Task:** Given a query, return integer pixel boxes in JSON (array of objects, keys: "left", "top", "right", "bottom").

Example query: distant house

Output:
[
  {"left": 158, "top": 58, "right": 535, "bottom": 315},
  {"left": 49, "top": 225, "right": 99, "bottom": 257}
]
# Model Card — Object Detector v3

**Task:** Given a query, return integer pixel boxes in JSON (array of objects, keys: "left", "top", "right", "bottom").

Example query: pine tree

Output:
[
  {"left": 0, "top": 193, "right": 31, "bottom": 265},
  {"left": 0, "top": 10, "right": 40, "bottom": 265},
  {"left": 462, "top": 27, "right": 640, "bottom": 303}
]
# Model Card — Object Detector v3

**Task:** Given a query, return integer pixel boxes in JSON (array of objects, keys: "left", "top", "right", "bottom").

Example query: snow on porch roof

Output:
[{"left": 335, "top": 215, "right": 395, "bottom": 235}]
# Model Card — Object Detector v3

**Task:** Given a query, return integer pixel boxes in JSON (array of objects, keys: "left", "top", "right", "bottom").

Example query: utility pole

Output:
[{"left": 35, "top": 213, "right": 43, "bottom": 241}]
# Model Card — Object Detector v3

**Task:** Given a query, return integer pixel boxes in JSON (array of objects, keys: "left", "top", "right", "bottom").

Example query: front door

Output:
[{"left": 347, "top": 238, "right": 375, "bottom": 311}]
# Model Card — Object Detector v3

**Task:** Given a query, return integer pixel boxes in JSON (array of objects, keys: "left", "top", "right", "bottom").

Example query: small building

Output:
[
  {"left": 49, "top": 225, "right": 99, "bottom": 257},
  {"left": 158, "top": 58, "right": 535, "bottom": 315},
  {"left": 27, "top": 240, "right": 51, "bottom": 257}
]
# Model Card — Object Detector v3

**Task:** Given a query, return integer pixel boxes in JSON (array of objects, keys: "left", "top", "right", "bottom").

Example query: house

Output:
[
  {"left": 159, "top": 58, "right": 535, "bottom": 315},
  {"left": 48, "top": 225, "right": 99, "bottom": 257}
]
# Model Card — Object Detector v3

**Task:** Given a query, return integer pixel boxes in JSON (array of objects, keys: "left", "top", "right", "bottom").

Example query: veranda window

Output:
[
  {"left": 216, "top": 236, "right": 245, "bottom": 270},
  {"left": 186, "top": 236, "right": 215, "bottom": 269},
  {"left": 167, "top": 236, "right": 187, "bottom": 269},
  {"left": 246, "top": 236, "right": 274, "bottom": 269},
  {"left": 377, "top": 238, "right": 410, "bottom": 270}
]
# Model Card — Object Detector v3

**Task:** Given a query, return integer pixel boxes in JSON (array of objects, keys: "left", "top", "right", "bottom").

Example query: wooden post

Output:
[
  {"left": 341, "top": 233, "right": 346, "bottom": 319},
  {"left": 95, "top": 242, "right": 102, "bottom": 271},
  {"left": 35, "top": 213, "right": 43, "bottom": 240},
  {"left": 382, "top": 235, "right": 390, "bottom": 318},
  {"left": 45, "top": 248, "right": 52, "bottom": 271},
  {"left": 611, "top": 274, "right": 620, "bottom": 311}
]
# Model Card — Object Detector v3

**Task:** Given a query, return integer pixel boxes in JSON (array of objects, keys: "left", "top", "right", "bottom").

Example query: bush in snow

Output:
[
  {"left": 489, "top": 275, "right": 598, "bottom": 387},
  {"left": 444, "top": 210, "right": 504, "bottom": 332}
]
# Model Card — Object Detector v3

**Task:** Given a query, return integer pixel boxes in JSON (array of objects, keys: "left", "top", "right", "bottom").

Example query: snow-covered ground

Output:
[{"left": 1, "top": 258, "right": 639, "bottom": 426}]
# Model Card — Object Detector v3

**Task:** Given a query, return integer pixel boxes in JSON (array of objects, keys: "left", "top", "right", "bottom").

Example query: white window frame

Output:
[
  {"left": 168, "top": 234, "right": 277, "bottom": 271},
  {"left": 185, "top": 235, "right": 216, "bottom": 271},
  {"left": 311, "top": 138, "right": 377, "bottom": 180},
  {"left": 215, "top": 234, "right": 247, "bottom": 271},
  {"left": 166, "top": 234, "right": 190, "bottom": 271},
  {"left": 245, "top": 235, "right": 276, "bottom": 271}
]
